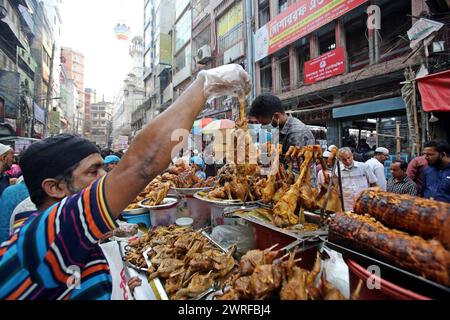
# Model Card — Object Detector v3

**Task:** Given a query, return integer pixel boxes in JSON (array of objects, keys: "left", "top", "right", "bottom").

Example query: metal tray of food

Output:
[
  {"left": 324, "top": 239, "right": 450, "bottom": 299},
  {"left": 142, "top": 247, "right": 170, "bottom": 300},
  {"left": 139, "top": 197, "right": 179, "bottom": 209},
  {"left": 193, "top": 191, "right": 263, "bottom": 207},
  {"left": 141, "top": 230, "right": 232, "bottom": 300},
  {"left": 227, "top": 207, "right": 328, "bottom": 241}
]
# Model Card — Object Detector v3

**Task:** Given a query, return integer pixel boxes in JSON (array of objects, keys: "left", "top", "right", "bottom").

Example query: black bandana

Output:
[{"left": 20, "top": 134, "right": 100, "bottom": 196}]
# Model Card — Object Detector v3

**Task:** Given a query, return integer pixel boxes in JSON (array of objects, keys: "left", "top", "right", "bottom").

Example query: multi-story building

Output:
[
  {"left": 61, "top": 46, "right": 85, "bottom": 135},
  {"left": 251, "top": 0, "right": 445, "bottom": 155},
  {"left": 191, "top": 0, "right": 250, "bottom": 119},
  {"left": 112, "top": 36, "right": 145, "bottom": 146},
  {"left": 84, "top": 87, "right": 95, "bottom": 139},
  {"left": 91, "top": 100, "right": 113, "bottom": 148},
  {"left": 0, "top": 0, "right": 61, "bottom": 138},
  {"left": 142, "top": 0, "right": 175, "bottom": 118}
]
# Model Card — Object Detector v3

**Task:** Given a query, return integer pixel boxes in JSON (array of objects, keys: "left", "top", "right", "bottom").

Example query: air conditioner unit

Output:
[{"left": 196, "top": 45, "right": 212, "bottom": 65}]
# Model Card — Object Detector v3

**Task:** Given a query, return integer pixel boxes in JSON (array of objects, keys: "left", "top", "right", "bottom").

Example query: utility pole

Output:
[
  {"left": 245, "top": 0, "right": 256, "bottom": 100},
  {"left": 45, "top": 43, "right": 56, "bottom": 137}
]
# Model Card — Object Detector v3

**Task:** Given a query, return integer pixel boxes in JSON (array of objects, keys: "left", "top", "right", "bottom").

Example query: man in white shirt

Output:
[
  {"left": 366, "top": 147, "right": 390, "bottom": 191},
  {"left": 338, "top": 148, "right": 378, "bottom": 211}
]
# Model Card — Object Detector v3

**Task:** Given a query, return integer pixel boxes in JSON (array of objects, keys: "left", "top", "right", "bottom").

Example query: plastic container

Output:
[
  {"left": 176, "top": 217, "right": 194, "bottom": 227},
  {"left": 210, "top": 203, "right": 242, "bottom": 227},
  {"left": 186, "top": 195, "right": 211, "bottom": 229},
  {"left": 122, "top": 212, "right": 151, "bottom": 229},
  {"left": 148, "top": 197, "right": 179, "bottom": 227},
  {"left": 345, "top": 258, "right": 431, "bottom": 300}
]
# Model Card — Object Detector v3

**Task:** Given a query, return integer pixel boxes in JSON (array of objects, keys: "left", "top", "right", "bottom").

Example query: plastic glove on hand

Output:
[{"left": 199, "top": 64, "right": 251, "bottom": 100}]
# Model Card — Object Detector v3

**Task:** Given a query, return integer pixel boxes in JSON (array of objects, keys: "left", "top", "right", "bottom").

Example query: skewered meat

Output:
[
  {"left": 354, "top": 189, "right": 450, "bottom": 249},
  {"left": 262, "top": 175, "right": 277, "bottom": 204},
  {"left": 329, "top": 212, "right": 450, "bottom": 286}
]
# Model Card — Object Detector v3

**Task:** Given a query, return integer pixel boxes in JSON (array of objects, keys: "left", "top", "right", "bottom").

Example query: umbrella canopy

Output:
[
  {"left": 193, "top": 118, "right": 215, "bottom": 128},
  {"left": 202, "top": 119, "right": 236, "bottom": 133}
]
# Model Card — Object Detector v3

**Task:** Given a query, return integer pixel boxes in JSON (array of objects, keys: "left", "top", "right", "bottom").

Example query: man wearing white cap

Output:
[
  {"left": 0, "top": 144, "right": 14, "bottom": 196},
  {"left": 366, "top": 147, "right": 390, "bottom": 191}
]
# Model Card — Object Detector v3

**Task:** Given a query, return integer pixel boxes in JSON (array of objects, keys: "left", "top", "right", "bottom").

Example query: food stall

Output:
[{"left": 108, "top": 96, "right": 449, "bottom": 300}]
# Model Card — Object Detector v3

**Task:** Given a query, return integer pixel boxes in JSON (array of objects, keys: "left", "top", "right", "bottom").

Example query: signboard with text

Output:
[
  {"left": 254, "top": 0, "right": 367, "bottom": 61},
  {"left": 304, "top": 47, "right": 346, "bottom": 84}
]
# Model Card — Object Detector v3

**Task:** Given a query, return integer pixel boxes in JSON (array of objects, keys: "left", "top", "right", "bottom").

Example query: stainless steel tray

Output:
[
  {"left": 142, "top": 230, "right": 232, "bottom": 300},
  {"left": 193, "top": 192, "right": 262, "bottom": 207},
  {"left": 228, "top": 208, "right": 328, "bottom": 241}
]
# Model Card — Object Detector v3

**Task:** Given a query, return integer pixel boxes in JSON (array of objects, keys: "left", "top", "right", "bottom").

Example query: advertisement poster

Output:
[
  {"left": 255, "top": 0, "right": 367, "bottom": 61},
  {"left": 304, "top": 47, "right": 346, "bottom": 83}
]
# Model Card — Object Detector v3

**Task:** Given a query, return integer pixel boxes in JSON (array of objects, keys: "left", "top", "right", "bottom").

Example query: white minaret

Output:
[{"left": 129, "top": 36, "right": 144, "bottom": 83}]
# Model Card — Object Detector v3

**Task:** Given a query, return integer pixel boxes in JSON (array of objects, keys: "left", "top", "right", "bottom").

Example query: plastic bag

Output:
[
  {"left": 320, "top": 247, "right": 351, "bottom": 299},
  {"left": 211, "top": 225, "right": 255, "bottom": 258},
  {"left": 199, "top": 64, "right": 251, "bottom": 101}
]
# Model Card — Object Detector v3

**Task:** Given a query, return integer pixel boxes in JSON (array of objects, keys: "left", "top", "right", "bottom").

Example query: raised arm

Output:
[{"left": 104, "top": 65, "right": 250, "bottom": 217}]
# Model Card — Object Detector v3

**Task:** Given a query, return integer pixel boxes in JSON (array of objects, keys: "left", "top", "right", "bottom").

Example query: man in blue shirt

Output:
[{"left": 423, "top": 140, "right": 450, "bottom": 203}]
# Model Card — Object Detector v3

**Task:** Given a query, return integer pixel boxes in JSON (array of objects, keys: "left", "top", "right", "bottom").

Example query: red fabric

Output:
[{"left": 417, "top": 69, "right": 450, "bottom": 112}]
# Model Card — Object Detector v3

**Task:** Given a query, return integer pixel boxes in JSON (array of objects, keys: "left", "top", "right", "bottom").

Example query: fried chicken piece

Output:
[
  {"left": 249, "top": 264, "right": 283, "bottom": 300},
  {"left": 239, "top": 247, "right": 280, "bottom": 276},
  {"left": 173, "top": 272, "right": 215, "bottom": 300},
  {"left": 280, "top": 267, "right": 308, "bottom": 300}
]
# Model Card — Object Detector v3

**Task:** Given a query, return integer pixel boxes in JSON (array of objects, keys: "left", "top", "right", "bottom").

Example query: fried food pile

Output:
[
  {"left": 270, "top": 145, "right": 342, "bottom": 228},
  {"left": 206, "top": 163, "right": 266, "bottom": 202},
  {"left": 125, "top": 180, "right": 171, "bottom": 210},
  {"left": 128, "top": 226, "right": 238, "bottom": 300},
  {"left": 217, "top": 248, "right": 348, "bottom": 300},
  {"left": 160, "top": 162, "right": 215, "bottom": 189}
]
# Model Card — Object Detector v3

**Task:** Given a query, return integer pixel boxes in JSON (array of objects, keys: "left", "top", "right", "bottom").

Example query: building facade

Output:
[
  {"left": 0, "top": 0, "right": 63, "bottom": 139},
  {"left": 61, "top": 46, "right": 85, "bottom": 135},
  {"left": 251, "top": 0, "right": 447, "bottom": 156},
  {"left": 112, "top": 36, "right": 145, "bottom": 147},
  {"left": 91, "top": 100, "right": 113, "bottom": 148}
]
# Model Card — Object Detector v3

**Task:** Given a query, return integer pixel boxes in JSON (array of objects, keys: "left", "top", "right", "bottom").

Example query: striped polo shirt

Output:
[
  {"left": 387, "top": 176, "right": 418, "bottom": 196},
  {"left": 0, "top": 176, "right": 117, "bottom": 300}
]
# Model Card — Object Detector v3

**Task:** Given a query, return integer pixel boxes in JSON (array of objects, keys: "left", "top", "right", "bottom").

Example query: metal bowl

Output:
[
  {"left": 171, "top": 187, "right": 214, "bottom": 196},
  {"left": 123, "top": 207, "right": 149, "bottom": 215}
]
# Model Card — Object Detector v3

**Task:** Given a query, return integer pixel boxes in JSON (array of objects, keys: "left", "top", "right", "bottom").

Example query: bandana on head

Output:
[{"left": 20, "top": 134, "right": 100, "bottom": 196}]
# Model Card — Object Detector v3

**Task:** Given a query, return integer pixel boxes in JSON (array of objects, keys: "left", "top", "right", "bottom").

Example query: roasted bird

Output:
[
  {"left": 218, "top": 246, "right": 347, "bottom": 300},
  {"left": 354, "top": 189, "right": 450, "bottom": 249},
  {"left": 329, "top": 211, "right": 450, "bottom": 286}
]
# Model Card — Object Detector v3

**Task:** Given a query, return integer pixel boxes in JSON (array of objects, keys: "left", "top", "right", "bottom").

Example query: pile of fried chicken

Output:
[
  {"left": 127, "top": 226, "right": 238, "bottom": 300},
  {"left": 206, "top": 144, "right": 342, "bottom": 228},
  {"left": 160, "top": 161, "right": 215, "bottom": 189},
  {"left": 217, "top": 246, "right": 356, "bottom": 300},
  {"left": 125, "top": 179, "right": 171, "bottom": 210}
]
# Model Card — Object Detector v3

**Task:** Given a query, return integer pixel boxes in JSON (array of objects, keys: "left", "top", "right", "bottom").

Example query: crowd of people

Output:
[{"left": 0, "top": 63, "right": 448, "bottom": 300}]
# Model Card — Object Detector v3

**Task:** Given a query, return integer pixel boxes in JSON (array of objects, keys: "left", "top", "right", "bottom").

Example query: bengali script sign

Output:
[
  {"left": 255, "top": 0, "right": 367, "bottom": 61},
  {"left": 304, "top": 47, "right": 345, "bottom": 84}
]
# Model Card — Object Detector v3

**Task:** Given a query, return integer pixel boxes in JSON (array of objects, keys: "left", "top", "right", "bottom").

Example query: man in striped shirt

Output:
[
  {"left": 0, "top": 64, "right": 251, "bottom": 300},
  {"left": 387, "top": 160, "right": 418, "bottom": 196}
]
